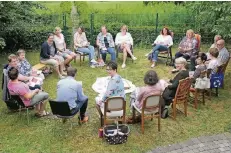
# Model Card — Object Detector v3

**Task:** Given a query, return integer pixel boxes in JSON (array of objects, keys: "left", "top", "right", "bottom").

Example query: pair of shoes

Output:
[
  {"left": 59, "top": 75, "right": 65, "bottom": 79},
  {"left": 121, "top": 63, "right": 126, "bottom": 68},
  {"left": 151, "top": 63, "right": 155, "bottom": 68},
  {"left": 79, "top": 116, "right": 89, "bottom": 123},
  {"left": 132, "top": 56, "right": 137, "bottom": 60},
  {"left": 90, "top": 65, "right": 95, "bottom": 68},
  {"left": 35, "top": 111, "right": 50, "bottom": 118},
  {"left": 91, "top": 59, "right": 97, "bottom": 64}
]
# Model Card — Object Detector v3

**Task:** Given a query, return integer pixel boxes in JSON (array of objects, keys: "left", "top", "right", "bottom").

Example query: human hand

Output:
[{"left": 34, "top": 89, "right": 40, "bottom": 94}]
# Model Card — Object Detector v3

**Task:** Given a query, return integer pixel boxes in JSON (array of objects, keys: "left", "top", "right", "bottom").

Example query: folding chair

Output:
[
  {"left": 10, "top": 95, "right": 35, "bottom": 124},
  {"left": 132, "top": 94, "right": 161, "bottom": 134},
  {"left": 158, "top": 46, "right": 173, "bottom": 65},
  {"left": 75, "top": 50, "right": 89, "bottom": 66},
  {"left": 49, "top": 100, "right": 78, "bottom": 128},
  {"left": 96, "top": 97, "right": 126, "bottom": 127},
  {"left": 171, "top": 77, "right": 191, "bottom": 120}
]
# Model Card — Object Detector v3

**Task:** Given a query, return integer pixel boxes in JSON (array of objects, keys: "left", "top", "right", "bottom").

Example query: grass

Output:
[{"left": 0, "top": 46, "right": 231, "bottom": 153}]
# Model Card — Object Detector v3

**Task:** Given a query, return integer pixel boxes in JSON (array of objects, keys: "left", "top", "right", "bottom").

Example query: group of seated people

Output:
[
  {"left": 40, "top": 25, "right": 138, "bottom": 80},
  {"left": 74, "top": 25, "right": 137, "bottom": 69},
  {"left": 4, "top": 24, "right": 230, "bottom": 123},
  {"left": 147, "top": 28, "right": 229, "bottom": 73}
]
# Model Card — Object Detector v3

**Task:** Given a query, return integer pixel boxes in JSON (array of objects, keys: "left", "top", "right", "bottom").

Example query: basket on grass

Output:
[{"left": 103, "top": 123, "right": 130, "bottom": 145}]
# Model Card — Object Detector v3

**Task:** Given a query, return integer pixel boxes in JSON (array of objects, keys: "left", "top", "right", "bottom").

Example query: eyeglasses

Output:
[
  {"left": 106, "top": 68, "right": 112, "bottom": 71},
  {"left": 217, "top": 43, "right": 222, "bottom": 46}
]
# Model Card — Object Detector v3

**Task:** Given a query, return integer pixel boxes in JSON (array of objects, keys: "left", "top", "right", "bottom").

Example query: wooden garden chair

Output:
[
  {"left": 132, "top": 94, "right": 161, "bottom": 134},
  {"left": 171, "top": 77, "right": 191, "bottom": 120},
  {"left": 189, "top": 70, "right": 211, "bottom": 109},
  {"left": 96, "top": 97, "right": 126, "bottom": 127}
]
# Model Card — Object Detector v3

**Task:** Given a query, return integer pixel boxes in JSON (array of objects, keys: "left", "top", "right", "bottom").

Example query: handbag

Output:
[
  {"left": 103, "top": 123, "right": 130, "bottom": 145},
  {"left": 195, "top": 77, "right": 210, "bottom": 89},
  {"left": 210, "top": 73, "right": 224, "bottom": 88}
]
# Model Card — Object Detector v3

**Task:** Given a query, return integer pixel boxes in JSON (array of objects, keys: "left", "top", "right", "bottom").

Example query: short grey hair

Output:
[
  {"left": 16, "top": 49, "right": 25, "bottom": 56},
  {"left": 175, "top": 57, "right": 187, "bottom": 65}
]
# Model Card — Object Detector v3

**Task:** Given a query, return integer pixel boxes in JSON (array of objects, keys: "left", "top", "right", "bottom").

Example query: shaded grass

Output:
[{"left": 0, "top": 46, "right": 231, "bottom": 153}]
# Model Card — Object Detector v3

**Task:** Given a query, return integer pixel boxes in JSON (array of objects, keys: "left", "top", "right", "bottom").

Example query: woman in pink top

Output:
[
  {"left": 130, "top": 70, "right": 167, "bottom": 109},
  {"left": 7, "top": 67, "right": 49, "bottom": 117}
]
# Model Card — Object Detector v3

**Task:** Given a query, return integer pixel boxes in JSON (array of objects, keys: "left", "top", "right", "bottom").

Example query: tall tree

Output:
[{"left": 186, "top": 1, "right": 231, "bottom": 39}]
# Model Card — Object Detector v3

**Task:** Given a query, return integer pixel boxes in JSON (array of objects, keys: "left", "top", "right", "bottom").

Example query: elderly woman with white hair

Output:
[
  {"left": 174, "top": 29, "right": 198, "bottom": 71},
  {"left": 162, "top": 57, "right": 189, "bottom": 112},
  {"left": 210, "top": 35, "right": 222, "bottom": 49}
]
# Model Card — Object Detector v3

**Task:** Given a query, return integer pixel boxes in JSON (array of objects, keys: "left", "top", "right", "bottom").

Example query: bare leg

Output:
[
  {"left": 124, "top": 44, "right": 133, "bottom": 57},
  {"left": 39, "top": 101, "right": 47, "bottom": 114},
  {"left": 151, "top": 61, "right": 156, "bottom": 68},
  {"left": 35, "top": 105, "right": 40, "bottom": 114},
  {"left": 64, "top": 55, "right": 72, "bottom": 66},
  {"left": 123, "top": 49, "right": 127, "bottom": 65},
  {"left": 124, "top": 44, "right": 137, "bottom": 60},
  {"left": 59, "top": 61, "right": 65, "bottom": 74},
  {"left": 54, "top": 65, "right": 62, "bottom": 76}
]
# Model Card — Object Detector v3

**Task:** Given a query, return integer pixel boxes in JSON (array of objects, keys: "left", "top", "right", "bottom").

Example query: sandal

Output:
[{"left": 35, "top": 111, "right": 50, "bottom": 118}]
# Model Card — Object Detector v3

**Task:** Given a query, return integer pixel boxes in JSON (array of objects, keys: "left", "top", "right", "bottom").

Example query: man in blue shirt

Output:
[{"left": 57, "top": 67, "right": 88, "bottom": 123}]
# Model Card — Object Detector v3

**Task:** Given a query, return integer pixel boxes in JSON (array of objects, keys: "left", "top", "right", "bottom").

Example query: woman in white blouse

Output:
[
  {"left": 54, "top": 27, "right": 76, "bottom": 67},
  {"left": 148, "top": 27, "right": 173, "bottom": 68},
  {"left": 74, "top": 27, "right": 97, "bottom": 68},
  {"left": 115, "top": 25, "right": 137, "bottom": 69}
]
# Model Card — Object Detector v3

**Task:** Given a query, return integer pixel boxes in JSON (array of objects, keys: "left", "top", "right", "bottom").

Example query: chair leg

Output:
[
  {"left": 141, "top": 114, "right": 144, "bottom": 134},
  {"left": 208, "top": 89, "right": 212, "bottom": 100},
  {"left": 158, "top": 114, "right": 160, "bottom": 132},
  {"left": 26, "top": 108, "right": 29, "bottom": 125},
  {"left": 100, "top": 116, "right": 103, "bottom": 127},
  {"left": 194, "top": 90, "right": 198, "bottom": 109},
  {"left": 151, "top": 114, "right": 153, "bottom": 121},
  {"left": 172, "top": 102, "right": 176, "bottom": 120},
  {"left": 202, "top": 89, "right": 205, "bottom": 105},
  {"left": 104, "top": 116, "right": 107, "bottom": 127},
  {"left": 79, "top": 55, "right": 82, "bottom": 66},
  {"left": 96, "top": 104, "right": 103, "bottom": 127},
  {"left": 216, "top": 87, "right": 218, "bottom": 97},
  {"left": 184, "top": 101, "right": 187, "bottom": 117},
  {"left": 132, "top": 106, "right": 136, "bottom": 124},
  {"left": 83, "top": 55, "right": 85, "bottom": 61}
]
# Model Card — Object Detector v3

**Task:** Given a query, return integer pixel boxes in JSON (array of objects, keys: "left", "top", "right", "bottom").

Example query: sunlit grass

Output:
[{"left": 0, "top": 46, "right": 230, "bottom": 153}]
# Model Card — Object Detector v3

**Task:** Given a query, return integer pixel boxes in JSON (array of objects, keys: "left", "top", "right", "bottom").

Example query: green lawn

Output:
[{"left": 0, "top": 47, "right": 231, "bottom": 153}]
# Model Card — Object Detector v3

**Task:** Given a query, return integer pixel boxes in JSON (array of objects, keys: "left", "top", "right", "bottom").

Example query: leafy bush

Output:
[{"left": 0, "top": 38, "right": 6, "bottom": 51}]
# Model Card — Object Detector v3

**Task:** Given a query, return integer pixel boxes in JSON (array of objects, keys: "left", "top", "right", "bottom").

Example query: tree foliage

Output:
[
  {"left": 60, "top": 2, "right": 72, "bottom": 13},
  {"left": 186, "top": 1, "right": 231, "bottom": 39},
  {"left": 0, "top": 1, "right": 57, "bottom": 51}
]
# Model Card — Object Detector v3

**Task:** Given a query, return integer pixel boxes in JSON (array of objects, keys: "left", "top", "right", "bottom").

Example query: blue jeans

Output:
[
  {"left": 70, "top": 98, "right": 88, "bottom": 120},
  {"left": 175, "top": 52, "right": 190, "bottom": 60},
  {"left": 100, "top": 47, "right": 116, "bottom": 62},
  {"left": 77, "top": 45, "right": 95, "bottom": 64},
  {"left": 151, "top": 44, "right": 168, "bottom": 62}
]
